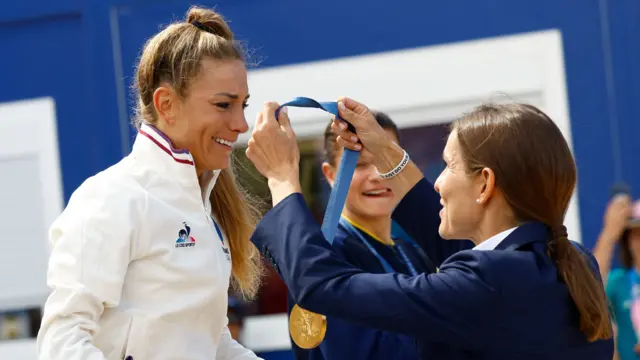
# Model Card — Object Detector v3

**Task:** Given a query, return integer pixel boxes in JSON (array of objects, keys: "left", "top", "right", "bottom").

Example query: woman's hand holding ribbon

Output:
[
  {"left": 330, "top": 97, "right": 400, "bottom": 170},
  {"left": 246, "top": 102, "right": 302, "bottom": 206},
  {"left": 331, "top": 97, "right": 424, "bottom": 197}
]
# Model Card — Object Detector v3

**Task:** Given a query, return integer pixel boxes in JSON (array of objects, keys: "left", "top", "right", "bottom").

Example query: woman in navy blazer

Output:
[
  {"left": 289, "top": 111, "right": 466, "bottom": 360},
  {"left": 245, "top": 100, "right": 614, "bottom": 359}
]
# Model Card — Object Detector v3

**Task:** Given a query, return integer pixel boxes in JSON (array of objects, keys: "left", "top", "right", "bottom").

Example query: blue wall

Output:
[{"left": 1, "top": 0, "right": 639, "bottom": 249}]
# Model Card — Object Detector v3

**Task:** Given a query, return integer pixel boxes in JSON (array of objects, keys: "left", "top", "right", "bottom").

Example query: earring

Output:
[{"left": 476, "top": 199, "right": 481, "bottom": 204}]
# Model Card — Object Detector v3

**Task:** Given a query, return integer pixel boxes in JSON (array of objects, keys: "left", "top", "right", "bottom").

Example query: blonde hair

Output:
[{"left": 132, "top": 6, "right": 263, "bottom": 298}]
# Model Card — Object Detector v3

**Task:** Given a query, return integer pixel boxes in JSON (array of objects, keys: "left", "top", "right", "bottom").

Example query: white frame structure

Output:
[
  {"left": 241, "top": 29, "right": 579, "bottom": 352},
  {"left": 0, "top": 97, "right": 63, "bottom": 312},
  {"left": 0, "top": 96, "right": 61, "bottom": 359}
]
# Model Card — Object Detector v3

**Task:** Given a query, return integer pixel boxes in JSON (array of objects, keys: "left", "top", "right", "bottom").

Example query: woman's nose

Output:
[
  {"left": 434, "top": 173, "right": 443, "bottom": 194},
  {"left": 232, "top": 114, "right": 249, "bottom": 134}
]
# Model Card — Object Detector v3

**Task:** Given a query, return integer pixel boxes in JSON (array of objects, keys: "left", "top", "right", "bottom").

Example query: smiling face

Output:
[
  {"left": 323, "top": 129, "right": 399, "bottom": 220},
  {"left": 154, "top": 58, "right": 250, "bottom": 172}
]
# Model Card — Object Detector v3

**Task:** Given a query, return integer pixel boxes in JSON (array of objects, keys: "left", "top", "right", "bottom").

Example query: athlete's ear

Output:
[{"left": 322, "top": 161, "right": 336, "bottom": 187}]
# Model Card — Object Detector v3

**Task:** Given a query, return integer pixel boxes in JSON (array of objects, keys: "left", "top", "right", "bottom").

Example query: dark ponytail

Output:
[
  {"left": 454, "top": 103, "right": 612, "bottom": 342},
  {"left": 548, "top": 225, "right": 612, "bottom": 341}
]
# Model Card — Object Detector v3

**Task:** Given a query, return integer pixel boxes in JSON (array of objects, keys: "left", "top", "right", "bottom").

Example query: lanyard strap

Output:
[
  {"left": 396, "top": 245, "right": 418, "bottom": 276},
  {"left": 212, "top": 217, "right": 224, "bottom": 244},
  {"left": 276, "top": 97, "right": 359, "bottom": 244},
  {"left": 339, "top": 217, "right": 418, "bottom": 276},
  {"left": 209, "top": 216, "right": 224, "bottom": 248}
]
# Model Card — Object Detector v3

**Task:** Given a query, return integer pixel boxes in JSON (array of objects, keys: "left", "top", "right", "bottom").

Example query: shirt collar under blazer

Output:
[{"left": 134, "top": 123, "right": 221, "bottom": 213}]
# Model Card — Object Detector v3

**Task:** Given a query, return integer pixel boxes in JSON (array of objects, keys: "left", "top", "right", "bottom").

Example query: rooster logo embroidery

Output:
[{"left": 175, "top": 222, "right": 196, "bottom": 248}]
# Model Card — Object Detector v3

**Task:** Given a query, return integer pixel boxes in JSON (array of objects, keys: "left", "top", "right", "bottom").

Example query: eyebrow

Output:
[{"left": 213, "top": 92, "right": 250, "bottom": 100}]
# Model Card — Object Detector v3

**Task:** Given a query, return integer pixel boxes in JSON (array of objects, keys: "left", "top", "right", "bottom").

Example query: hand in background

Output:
[
  {"left": 602, "top": 194, "right": 632, "bottom": 241},
  {"left": 593, "top": 194, "right": 633, "bottom": 284}
]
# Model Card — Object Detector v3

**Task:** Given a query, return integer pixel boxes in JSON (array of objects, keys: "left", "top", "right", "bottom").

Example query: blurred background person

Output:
[{"left": 593, "top": 194, "right": 640, "bottom": 360}]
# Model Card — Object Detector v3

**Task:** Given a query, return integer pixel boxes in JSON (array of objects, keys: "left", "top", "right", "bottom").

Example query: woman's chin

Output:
[
  {"left": 438, "top": 224, "right": 454, "bottom": 240},
  {"left": 357, "top": 206, "right": 394, "bottom": 219},
  {"left": 360, "top": 196, "right": 394, "bottom": 211},
  {"left": 206, "top": 153, "right": 231, "bottom": 168}
]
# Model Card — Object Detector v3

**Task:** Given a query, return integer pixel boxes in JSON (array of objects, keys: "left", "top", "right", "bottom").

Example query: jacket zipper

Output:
[{"left": 202, "top": 170, "right": 221, "bottom": 238}]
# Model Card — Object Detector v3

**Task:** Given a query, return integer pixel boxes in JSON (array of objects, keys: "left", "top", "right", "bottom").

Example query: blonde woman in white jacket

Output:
[{"left": 36, "top": 6, "right": 264, "bottom": 360}]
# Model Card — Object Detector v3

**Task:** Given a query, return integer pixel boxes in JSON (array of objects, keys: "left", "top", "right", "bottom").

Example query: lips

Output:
[{"left": 363, "top": 188, "right": 392, "bottom": 197}]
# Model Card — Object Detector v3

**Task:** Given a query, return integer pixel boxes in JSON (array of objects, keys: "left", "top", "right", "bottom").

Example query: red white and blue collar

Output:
[{"left": 138, "top": 123, "right": 195, "bottom": 166}]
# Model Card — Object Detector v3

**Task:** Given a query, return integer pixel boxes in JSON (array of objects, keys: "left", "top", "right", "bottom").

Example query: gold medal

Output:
[{"left": 289, "top": 304, "right": 327, "bottom": 349}]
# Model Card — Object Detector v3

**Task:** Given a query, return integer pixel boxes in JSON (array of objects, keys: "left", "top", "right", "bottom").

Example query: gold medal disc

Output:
[{"left": 289, "top": 304, "right": 327, "bottom": 349}]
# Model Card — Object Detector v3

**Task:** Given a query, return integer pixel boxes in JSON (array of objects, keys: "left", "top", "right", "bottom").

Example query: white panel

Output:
[
  {"left": 0, "top": 157, "right": 48, "bottom": 308},
  {"left": 240, "top": 29, "right": 579, "bottom": 352},
  {"left": 244, "top": 30, "right": 561, "bottom": 142},
  {"left": 0, "top": 339, "right": 36, "bottom": 360},
  {"left": 0, "top": 97, "right": 63, "bottom": 310},
  {"left": 241, "top": 313, "right": 290, "bottom": 352}
]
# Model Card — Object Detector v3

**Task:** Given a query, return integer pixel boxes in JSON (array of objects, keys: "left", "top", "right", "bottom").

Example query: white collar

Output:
[
  {"left": 473, "top": 227, "right": 518, "bottom": 251},
  {"left": 138, "top": 123, "right": 196, "bottom": 166},
  {"left": 133, "top": 123, "right": 220, "bottom": 206}
]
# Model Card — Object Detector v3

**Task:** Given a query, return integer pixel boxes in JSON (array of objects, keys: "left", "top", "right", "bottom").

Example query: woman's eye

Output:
[
  {"left": 242, "top": 103, "right": 249, "bottom": 109},
  {"left": 215, "top": 102, "right": 230, "bottom": 109}
]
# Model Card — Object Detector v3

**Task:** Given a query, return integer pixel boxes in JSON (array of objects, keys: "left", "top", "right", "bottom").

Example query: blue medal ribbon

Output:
[{"left": 275, "top": 97, "right": 359, "bottom": 244}]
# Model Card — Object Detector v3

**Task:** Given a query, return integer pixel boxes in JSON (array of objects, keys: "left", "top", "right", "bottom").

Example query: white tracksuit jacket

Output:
[{"left": 37, "top": 123, "right": 261, "bottom": 360}]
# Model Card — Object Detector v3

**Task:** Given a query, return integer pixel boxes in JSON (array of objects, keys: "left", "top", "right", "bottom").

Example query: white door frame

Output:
[{"left": 0, "top": 97, "right": 63, "bottom": 310}]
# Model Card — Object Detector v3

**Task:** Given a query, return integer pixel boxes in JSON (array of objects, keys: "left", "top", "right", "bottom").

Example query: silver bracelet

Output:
[{"left": 376, "top": 149, "right": 410, "bottom": 179}]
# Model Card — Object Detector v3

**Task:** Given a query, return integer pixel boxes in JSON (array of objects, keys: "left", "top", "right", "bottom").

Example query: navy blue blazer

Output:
[
  {"left": 253, "top": 178, "right": 614, "bottom": 359},
  {"left": 288, "top": 222, "right": 439, "bottom": 360}
]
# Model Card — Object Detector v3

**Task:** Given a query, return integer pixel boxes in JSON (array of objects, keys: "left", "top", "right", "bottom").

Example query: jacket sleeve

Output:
[
  {"left": 37, "top": 177, "right": 144, "bottom": 360},
  {"left": 251, "top": 193, "right": 498, "bottom": 349},
  {"left": 392, "top": 178, "right": 473, "bottom": 266},
  {"left": 297, "top": 234, "right": 419, "bottom": 360},
  {"left": 318, "top": 315, "right": 419, "bottom": 360},
  {"left": 215, "top": 320, "right": 262, "bottom": 360}
]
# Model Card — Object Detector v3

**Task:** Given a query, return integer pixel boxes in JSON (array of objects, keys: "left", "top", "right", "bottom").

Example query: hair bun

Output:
[{"left": 186, "top": 6, "right": 234, "bottom": 41}]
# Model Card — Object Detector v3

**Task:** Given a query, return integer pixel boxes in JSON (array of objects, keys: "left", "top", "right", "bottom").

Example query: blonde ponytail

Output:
[{"left": 210, "top": 166, "right": 264, "bottom": 299}]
